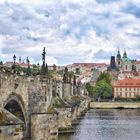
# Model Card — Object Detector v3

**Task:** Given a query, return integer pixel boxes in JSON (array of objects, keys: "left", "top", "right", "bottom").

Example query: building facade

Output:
[
  {"left": 116, "top": 50, "right": 132, "bottom": 72},
  {"left": 113, "top": 78, "right": 140, "bottom": 98}
]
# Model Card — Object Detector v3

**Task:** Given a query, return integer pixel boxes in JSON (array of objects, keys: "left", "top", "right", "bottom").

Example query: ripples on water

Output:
[{"left": 58, "top": 109, "right": 140, "bottom": 140}]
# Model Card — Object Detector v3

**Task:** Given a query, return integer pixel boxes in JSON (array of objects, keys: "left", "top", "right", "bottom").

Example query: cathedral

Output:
[
  {"left": 109, "top": 49, "right": 137, "bottom": 72},
  {"left": 116, "top": 49, "right": 134, "bottom": 72}
]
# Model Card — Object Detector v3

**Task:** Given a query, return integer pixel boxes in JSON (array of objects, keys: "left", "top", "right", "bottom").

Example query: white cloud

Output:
[{"left": 0, "top": 0, "right": 140, "bottom": 65}]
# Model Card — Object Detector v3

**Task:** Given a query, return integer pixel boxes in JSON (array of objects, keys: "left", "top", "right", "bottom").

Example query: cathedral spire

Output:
[
  {"left": 116, "top": 48, "right": 121, "bottom": 59},
  {"left": 123, "top": 49, "right": 127, "bottom": 58}
]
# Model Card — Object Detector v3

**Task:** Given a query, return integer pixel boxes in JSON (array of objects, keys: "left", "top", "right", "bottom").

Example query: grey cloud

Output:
[
  {"left": 1, "top": 0, "right": 140, "bottom": 65},
  {"left": 94, "top": 49, "right": 112, "bottom": 59}
]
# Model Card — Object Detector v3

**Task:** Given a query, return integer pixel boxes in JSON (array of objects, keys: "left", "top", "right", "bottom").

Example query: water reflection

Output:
[{"left": 58, "top": 109, "right": 140, "bottom": 140}]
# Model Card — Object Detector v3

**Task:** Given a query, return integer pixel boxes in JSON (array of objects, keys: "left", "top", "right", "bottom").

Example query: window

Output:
[
  {"left": 125, "top": 65, "right": 127, "bottom": 70},
  {"left": 134, "top": 88, "right": 136, "bottom": 91},
  {"left": 125, "top": 92, "right": 127, "bottom": 97}
]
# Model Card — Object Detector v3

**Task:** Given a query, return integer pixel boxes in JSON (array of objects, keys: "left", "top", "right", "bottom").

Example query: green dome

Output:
[{"left": 122, "top": 57, "right": 131, "bottom": 64}]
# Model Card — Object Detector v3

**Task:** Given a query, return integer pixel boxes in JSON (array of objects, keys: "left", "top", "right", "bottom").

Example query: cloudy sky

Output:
[{"left": 0, "top": 0, "right": 140, "bottom": 65}]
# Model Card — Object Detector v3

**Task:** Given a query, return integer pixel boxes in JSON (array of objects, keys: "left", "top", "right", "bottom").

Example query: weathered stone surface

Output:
[
  {"left": 90, "top": 102, "right": 140, "bottom": 109},
  {"left": 31, "top": 113, "right": 58, "bottom": 140},
  {"left": 0, "top": 73, "right": 53, "bottom": 139},
  {"left": 56, "top": 108, "right": 72, "bottom": 128},
  {"left": 0, "top": 70, "right": 89, "bottom": 139},
  {"left": 63, "top": 84, "right": 72, "bottom": 98},
  {"left": 0, "top": 107, "right": 24, "bottom": 139}
]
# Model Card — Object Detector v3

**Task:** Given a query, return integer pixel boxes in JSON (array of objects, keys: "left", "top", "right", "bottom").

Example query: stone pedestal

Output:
[
  {"left": 56, "top": 108, "right": 72, "bottom": 128},
  {"left": 63, "top": 84, "right": 72, "bottom": 98}
]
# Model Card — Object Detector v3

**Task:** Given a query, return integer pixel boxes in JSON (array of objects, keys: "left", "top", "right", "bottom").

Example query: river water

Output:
[{"left": 58, "top": 109, "right": 140, "bottom": 140}]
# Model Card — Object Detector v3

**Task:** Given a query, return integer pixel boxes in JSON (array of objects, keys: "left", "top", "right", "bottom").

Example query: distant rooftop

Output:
[
  {"left": 4, "top": 62, "right": 32, "bottom": 67},
  {"left": 114, "top": 78, "right": 140, "bottom": 87},
  {"left": 72, "top": 63, "right": 107, "bottom": 67}
]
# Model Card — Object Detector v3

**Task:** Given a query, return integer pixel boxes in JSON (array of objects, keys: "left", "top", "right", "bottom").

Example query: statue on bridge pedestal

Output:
[
  {"left": 12, "top": 54, "right": 16, "bottom": 73},
  {"left": 73, "top": 75, "right": 77, "bottom": 86},
  {"left": 63, "top": 67, "right": 69, "bottom": 83},
  {"left": 26, "top": 57, "right": 31, "bottom": 76},
  {"left": 41, "top": 47, "right": 48, "bottom": 76}
]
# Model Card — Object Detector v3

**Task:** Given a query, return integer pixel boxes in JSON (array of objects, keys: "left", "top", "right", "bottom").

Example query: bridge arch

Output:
[{"left": 3, "top": 93, "right": 27, "bottom": 129}]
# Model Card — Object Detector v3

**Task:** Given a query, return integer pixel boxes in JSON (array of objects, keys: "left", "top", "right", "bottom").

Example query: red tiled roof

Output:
[
  {"left": 4, "top": 62, "right": 32, "bottom": 67},
  {"left": 73, "top": 63, "right": 107, "bottom": 67},
  {"left": 19, "top": 62, "right": 32, "bottom": 67},
  {"left": 135, "top": 61, "right": 140, "bottom": 64},
  {"left": 114, "top": 78, "right": 140, "bottom": 87},
  {"left": 4, "top": 62, "right": 19, "bottom": 65}
]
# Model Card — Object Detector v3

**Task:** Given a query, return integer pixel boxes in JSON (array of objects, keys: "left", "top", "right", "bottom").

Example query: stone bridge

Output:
[
  {"left": 0, "top": 72, "right": 53, "bottom": 138},
  {"left": 0, "top": 70, "right": 89, "bottom": 140}
]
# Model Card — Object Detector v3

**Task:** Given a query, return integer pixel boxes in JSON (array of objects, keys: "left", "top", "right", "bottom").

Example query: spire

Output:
[
  {"left": 123, "top": 49, "right": 127, "bottom": 58},
  {"left": 116, "top": 49, "right": 121, "bottom": 59}
]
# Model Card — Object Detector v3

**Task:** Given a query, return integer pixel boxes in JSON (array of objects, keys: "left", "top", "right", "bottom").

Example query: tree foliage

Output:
[
  {"left": 94, "top": 80, "right": 112, "bottom": 99},
  {"left": 86, "top": 82, "right": 95, "bottom": 96},
  {"left": 86, "top": 72, "right": 112, "bottom": 99},
  {"left": 97, "top": 72, "right": 111, "bottom": 85}
]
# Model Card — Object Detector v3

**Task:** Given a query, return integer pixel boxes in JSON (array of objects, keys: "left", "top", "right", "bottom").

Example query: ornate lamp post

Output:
[{"left": 13, "top": 54, "right": 16, "bottom": 73}]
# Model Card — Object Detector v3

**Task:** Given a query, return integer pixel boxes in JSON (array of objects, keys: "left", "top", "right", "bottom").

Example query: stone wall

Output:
[
  {"left": 0, "top": 125, "right": 23, "bottom": 140},
  {"left": 0, "top": 71, "right": 90, "bottom": 139},
  {"left": 56, "top": 108, "right": 72, "bottom": 128},
  {"left": 90, "top": 102, "right": 140, "bottom": 109},
  {"left": 71, "top": 99, "right": 90, "bottom": 121},
  {"left": 31, "top": 113, "right": 58, "bottom": 140}
]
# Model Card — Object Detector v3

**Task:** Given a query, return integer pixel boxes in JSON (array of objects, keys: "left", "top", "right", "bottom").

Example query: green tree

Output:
[
  {"left": 86, "top": 82, "right": 95, "bottom": 96},
  {"left": 94, "top": 80, "right": 112, "bottom": 99},
  {"left": 97, "top": 72, "right": 111, "bottom": 85}
]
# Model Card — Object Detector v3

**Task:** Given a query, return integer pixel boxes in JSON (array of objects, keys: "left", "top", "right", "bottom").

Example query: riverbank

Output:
[{"left": 90, "top": 102, "right": 140, "bottom": 109}]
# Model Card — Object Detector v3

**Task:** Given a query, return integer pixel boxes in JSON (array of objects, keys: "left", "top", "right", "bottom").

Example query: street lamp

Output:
[{"left": 13, "top": 54, "right": 16, "bottom": 73}]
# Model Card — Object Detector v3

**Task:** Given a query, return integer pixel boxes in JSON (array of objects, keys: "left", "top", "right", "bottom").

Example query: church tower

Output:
[
  {"left": 121, "top": 49, "right": 132, "bottom": 72},
  {"left": 116, "top": 49, "right": 122, "bottom": 69},
  {"left": 110, "top": 56, "right": 116, "bottom": 69},
  {"left": 123, "top": 50, "right": 127, "bottom": 58}
]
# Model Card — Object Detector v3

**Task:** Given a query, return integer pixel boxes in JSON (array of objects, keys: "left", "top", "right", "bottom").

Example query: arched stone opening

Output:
[
  {"left": 4, "top": 100, "right": 25, "bottom": 123},
  {"left": 3, "top": 94, "right": 27, "bottom": 128}
]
